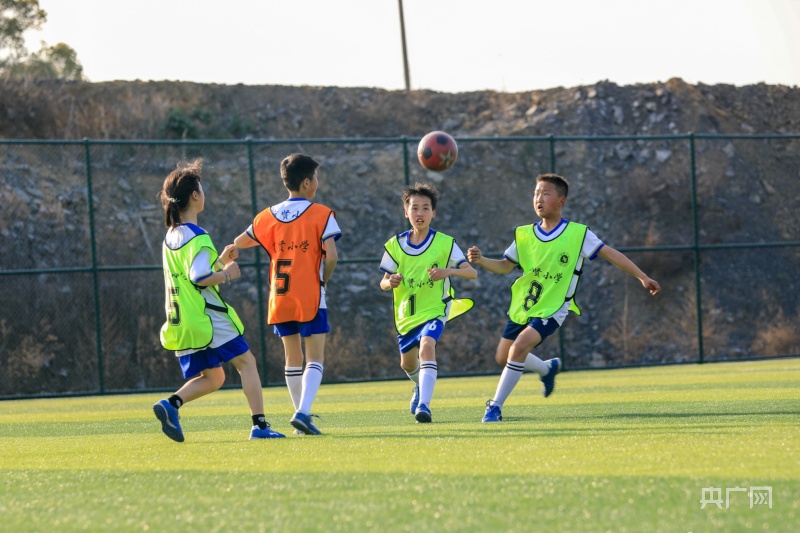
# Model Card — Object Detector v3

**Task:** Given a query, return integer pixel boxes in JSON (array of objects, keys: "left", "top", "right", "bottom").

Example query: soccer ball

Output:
[{"left": 417, "top": 131, "right": 458, "bottom": 171}]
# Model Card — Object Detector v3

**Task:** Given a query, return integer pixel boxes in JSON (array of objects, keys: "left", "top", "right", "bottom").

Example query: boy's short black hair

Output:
[
  {"left": 402, "top": 182, "right": 439, "bottom": 210},
  {"left": 536, "top": 173, "right": 569, "bottom": 198},
  {"left": 281, "top": 153, "right": 320, "bottom": 191}
]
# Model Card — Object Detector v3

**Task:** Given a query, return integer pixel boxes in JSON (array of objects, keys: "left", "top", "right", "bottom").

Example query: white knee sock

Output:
[
  {"left": 524, "top": 353, "right": 549, "bottom": 376},
  {"left": 491, "top": 361, "right": 525, "bottom": 407},
  {"left": 284, "top": 366, "right": 303, "bottom": 410},
  {"left": 418, "top": 361, "right": 437, "bottom": 407},
  {"left": 405, "top": 364, "right": 420, "bottom": 385},
  {"left": 298, "top": 362, "right": 323, "bottom": 415}
]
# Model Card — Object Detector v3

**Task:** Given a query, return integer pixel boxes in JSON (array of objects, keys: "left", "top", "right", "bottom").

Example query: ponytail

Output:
[{"left": 161, "top": 159, "right": 203, "bottom": 228}]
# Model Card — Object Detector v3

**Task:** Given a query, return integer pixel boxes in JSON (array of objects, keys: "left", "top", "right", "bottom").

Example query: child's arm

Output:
[
  {"left": 196, "top": 265, "right": 240, "bottom": 287},
  {"left": 234, "top": 231, "right": 259, "bottom": 249},
  {"left": 196, "top": 259, "right": 241, "bottom": 287},
  {"left": 427, "top": 261, "right": 477, "bottom": 281},
  {"left": 322, "top": 238, "right": 338, "bottom": 287},
  {"left": 467, "top": 246, "right": 516, "bottom": 274},
  {"left": 597, "top": 245, "right": 661, "bottom": 295}
]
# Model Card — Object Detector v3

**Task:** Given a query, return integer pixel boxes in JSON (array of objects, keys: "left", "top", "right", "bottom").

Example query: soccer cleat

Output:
[
  {"left": 541, "top": 357, "right": 561, "bottom": 398},
  {"left": 410, "top": 384, "right": 420, "bottom": 414},
  {"left": 290, "top": 412, "right": 321, "bottom": 435},
  {"left": 153, "top": 399, "right": 184, "bottom": 442},
  {"left": 481, "top": 400, "right": 502, "bottom": 423},
  {"left": 249, "top": 423, "right": 285, "bottom": 440},
  {"left": 414, "top": 403, "right": 432, "bottom": 423}
]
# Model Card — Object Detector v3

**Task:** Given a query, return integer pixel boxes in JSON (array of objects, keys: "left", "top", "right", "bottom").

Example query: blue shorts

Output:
[
  {"left": 397, "top": 318, "right": 445, "bottom": 354},
  {"left": 273, "top": 309, "right": 330, "bottom": 338},
  {"left": 501, "top": 317, "right": 560, "bottom": 346},
  {"left": 178, "top": 335, "right": 250, "bottom": 379}
]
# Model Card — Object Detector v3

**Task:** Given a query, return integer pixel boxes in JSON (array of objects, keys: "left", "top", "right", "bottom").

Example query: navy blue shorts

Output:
[
  {"left": 397, "top": 318, "right": 445, "bottom": 354},
  {"left": 273, "top": 309, "right": 330, "bottom": 338},
  {"left": 178, "top": 335, "right": 250, "bottom": 379},
  {"left": 501, "top": 317, "right": 560, "bottom": 345}
]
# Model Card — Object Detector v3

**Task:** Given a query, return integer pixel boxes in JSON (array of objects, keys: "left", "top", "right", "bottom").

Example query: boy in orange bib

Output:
[{"left": 235, "top": 154, "right": 341, "bottom": 435}]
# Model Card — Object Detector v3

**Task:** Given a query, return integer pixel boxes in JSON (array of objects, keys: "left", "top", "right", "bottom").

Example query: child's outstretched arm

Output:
[
  {"left": 597, "top": 245, "right": 661, "bottom": 295},
  {"left": 234, "top": 231, "right": 259, "bottom": 249},
  {"left": 467, "top": 246, "right": 516, "bottom": 275}
]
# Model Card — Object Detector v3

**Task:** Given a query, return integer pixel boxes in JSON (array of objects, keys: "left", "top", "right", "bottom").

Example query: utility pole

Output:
[{"left": 398, "top": 0, "right": 411, "bottom": 91}]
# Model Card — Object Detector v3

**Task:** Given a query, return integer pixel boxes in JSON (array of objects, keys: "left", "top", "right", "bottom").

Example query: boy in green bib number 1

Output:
[
  {"left": 468, "top": 174, "right": 661, "bottom": 423},
  {"left": 380, "top": 183, "right": 477, "bottom": 423}
]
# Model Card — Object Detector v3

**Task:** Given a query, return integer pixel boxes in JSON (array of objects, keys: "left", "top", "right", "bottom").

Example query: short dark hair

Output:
[
  {"left": 536, "top": 173, "right": 569, "bottom": 198},
  {"left": 281, "top": 153, "right": 320, "bottom": 191},
  {"left": 161, "top": 158, "right": 202, "bottom": 228},
  {"left": 402, "top": 182, "right": 439, "bottom": 210}
]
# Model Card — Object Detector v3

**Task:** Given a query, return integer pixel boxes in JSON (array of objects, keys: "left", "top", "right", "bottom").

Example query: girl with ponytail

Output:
[{"left": 153, "top": 159, "right": 284, "bottom": 442}]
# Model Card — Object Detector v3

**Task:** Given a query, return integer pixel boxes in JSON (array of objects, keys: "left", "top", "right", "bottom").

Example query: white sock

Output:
[
  {"left": 524, "top": 353, "right": 549, "bottom": 376},
  {"left": 298, "top": 362, "right": 323, "bottom": 415},
  {"left": 405, "top": 364, "right": 420, "bottom": 385},
  {"left": 490, "top": 361, "right": 525, "bottom": 407},
  {"left": 418, "top": 361, "right": 437, "bottom": 407},
  {"left": 284, "top": 366, "right": 303, "bottom": 410}
]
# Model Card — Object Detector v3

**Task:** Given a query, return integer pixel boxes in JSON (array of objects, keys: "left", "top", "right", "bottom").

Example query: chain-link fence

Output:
[{"left": 1, "top": 134, "right": 798, "bottom": 398}]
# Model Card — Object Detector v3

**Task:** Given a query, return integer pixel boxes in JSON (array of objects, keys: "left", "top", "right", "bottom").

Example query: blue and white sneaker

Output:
[
  {"left": 481, "top": 400, "right": 502, "bottom": 423},
  {"left": 541, "top": 358, "right": 561, "bottom": 398},
  {"left": 153, "top": 399, "right": 184, "bottom": 442},
  {"left": 410, "top": 385, "right": 420, "bottom": 414},
  {"left": 414, "top": 403, "right": 432, "bottom": 423},
  {"left": 249, "top": 423, "right": 285, "bottom": 439},
  {"left": 290, "top": 412, "right": 321, "bottom": 435}
]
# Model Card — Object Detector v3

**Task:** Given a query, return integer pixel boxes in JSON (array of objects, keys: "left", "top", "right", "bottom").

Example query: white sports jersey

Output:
[{"left": 380, "top": 228, "right": 468, "bottom": 274}]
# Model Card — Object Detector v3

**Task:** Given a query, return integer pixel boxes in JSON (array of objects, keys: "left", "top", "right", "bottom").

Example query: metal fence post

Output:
[
  {"left": 245, "top": 138, "right": 269, "bottom": 382},
  {"left": 402, "top": 136, "right": 410, "bottom": 186},
  {"left": 689, "top": 133, "right": 705, "bottom": 364},
  {"left": 547, "top": 135, "right": 568, "bottom": 366},
  {"left": 83, "top": 139, "right": 105, "bottom": 393}
]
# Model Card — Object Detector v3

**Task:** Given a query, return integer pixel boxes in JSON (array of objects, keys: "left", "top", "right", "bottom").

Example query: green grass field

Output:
[{"left": 1, "top": 359, "right": 798, "bottom": 532}]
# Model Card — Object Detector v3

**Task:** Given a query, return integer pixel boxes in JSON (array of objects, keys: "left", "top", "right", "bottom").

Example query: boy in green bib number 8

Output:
[{"left": 468, "top": 174, "right": 661, "bottom": 423}]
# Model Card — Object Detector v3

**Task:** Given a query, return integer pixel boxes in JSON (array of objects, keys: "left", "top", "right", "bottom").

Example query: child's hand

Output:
[
  {"left": 642, "top": 277, "right": 661, "bottom": 296},
  {"left": 467, "top": 246, "right": 483, "bottom": 264},
  {"left": 427, "top": 267, "right": 448, "bottom": 281},
  {"left": 220, "top": 244, "right": 238, "bottom": 264},
  {"left": 388, "top": 273, "right": 403, "bottom": 288},
  {"left": 224, "top": 261, "right": 241, "bottom": 281}
]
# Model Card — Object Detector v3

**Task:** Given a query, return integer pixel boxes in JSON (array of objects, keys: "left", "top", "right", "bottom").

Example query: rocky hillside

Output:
[
  {"left": 2, "top": 77, "right": 800, "bottom": 140},
  {"left": 1, "top": 77, "right": 798, "bottom": 395}
]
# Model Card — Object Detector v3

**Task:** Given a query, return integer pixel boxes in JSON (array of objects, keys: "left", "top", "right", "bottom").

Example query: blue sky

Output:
[{"left": 26, "top": 0, "right": 800, "bottom": 92}]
